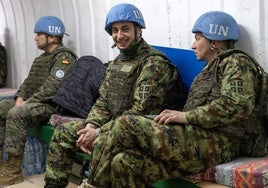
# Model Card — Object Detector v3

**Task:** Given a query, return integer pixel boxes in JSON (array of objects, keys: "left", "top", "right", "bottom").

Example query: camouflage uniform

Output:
[
  {"left": 87, "top": 49, "right": 268, "bottom": 188},
  {"left": 0, "top": 44, "right": 76, "bottom": 158},
  {"left": 44, "top": 39, "right": 185, "bottom": 187}
]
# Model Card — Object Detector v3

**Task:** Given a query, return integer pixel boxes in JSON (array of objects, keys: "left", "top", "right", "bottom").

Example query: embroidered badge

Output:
[
  {"left": 138, "top": 85, "right": 150, "bottom": 100},
  {"left": 56, "top": 70, "right": 65, "bottom": 78},
  {"left": 230, "top": 80, "right": 243, "bottom": 93}
]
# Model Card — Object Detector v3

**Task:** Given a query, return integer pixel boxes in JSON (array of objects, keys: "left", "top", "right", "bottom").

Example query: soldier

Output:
[
  {"left": 44, "top": 3, "right": 185, "bottom": 188},
  {"left": 0, "top": 16, "right": 77, "bottom": 187},
  {"left": 78, "top": 11, "right": 268, "bottom": 188}
]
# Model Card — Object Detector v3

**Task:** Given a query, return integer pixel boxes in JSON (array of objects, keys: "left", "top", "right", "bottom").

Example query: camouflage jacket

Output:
[
  {"left": 184, "top": 49, "right": 267, "bottom": 156},
  {"left": 86, "top": 39, "right": 184, "bottom": 127},
  {"left": 16, "top": 44, "right": 77, "bottom": 103}
]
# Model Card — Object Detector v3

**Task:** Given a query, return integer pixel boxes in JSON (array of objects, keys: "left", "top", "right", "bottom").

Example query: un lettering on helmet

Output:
[
  {"left": 192, "top": 11, "right": 239, "bottom": 41},
  {"left": 133, "top": 9, "right": 143, "bottom": 20},
  {"left": 48, "top": 26, "right": 62, "bottom": 35},
  {"left": 209, "top": 24, "right": 229, "bottom": 37},
  {"left": 34, "top": 16, "right": 65, "bottom": 36}
]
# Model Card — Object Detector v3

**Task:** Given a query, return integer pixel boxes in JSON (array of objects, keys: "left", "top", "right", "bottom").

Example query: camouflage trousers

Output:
[
  {"left": 44, "top": 119, "right": 85, "bottom": 187},
  {"left": 89, "top": 115, "right": 239, "bottom": 188},
  {"left": 0, "top": 98, "right": 55, "bottom": 157}
]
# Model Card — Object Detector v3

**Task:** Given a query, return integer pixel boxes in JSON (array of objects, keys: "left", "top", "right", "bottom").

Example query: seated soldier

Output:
[
  {"left": 78, "top": 11, "right": 268, "bottom": 188},
  {"left": 44, "top": 3, "right": 185, "bottom": 188},
  {"left": 0, "top": 16, "right": 77, "bottom": 187}
]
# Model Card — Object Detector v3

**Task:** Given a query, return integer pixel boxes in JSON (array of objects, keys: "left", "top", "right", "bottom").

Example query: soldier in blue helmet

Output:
[
  {"left": 0, "top": 16, "right": 77, "bottom": 187},
  {"left": 78, "top": 11, "right": 267, "bottom": 188},
  {"left": 44, "top": 3, "right": 185, "bottom": 188}
]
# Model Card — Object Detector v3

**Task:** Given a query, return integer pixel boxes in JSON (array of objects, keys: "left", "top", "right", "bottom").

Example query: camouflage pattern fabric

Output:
[
  {"left": 0, "top": 98, "right": 56, "bottom": 156},
  {"left": 184, "top": 49, "right": 267, "bottom": 157},
  {"left": 0, "top": 43, "right": 7, "bottom": 88},
  {"left": 45, "top": 120, "right": 85, "bottom": 187},
  {"left": 16, "top": 45, "right": 77, "bottom": 103},
  {"left": 88, "top": 115, "right": 237, "bottom": 187},
  {"left": 85, "top": 39, "right": 184, "bottom": 127},
  {"left": 0, "top": 44, "right": 76, "bottom": 158},
  {"left": 87, "top": 49, "right": 267, "bottom": 187},
  {"left": 44, "top": 39, "right": 185, "bottom": 187}
]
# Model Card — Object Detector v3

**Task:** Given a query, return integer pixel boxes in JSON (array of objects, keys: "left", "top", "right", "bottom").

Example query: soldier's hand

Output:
[
  {"left": 76, "top": 123, "right": 97, "bottom": 153},
  {"left": 155, "top": 109, "right": 188, "bottom": 124},
  {"left": 15, "top": 97, "right": 25, "bottom": 106}
]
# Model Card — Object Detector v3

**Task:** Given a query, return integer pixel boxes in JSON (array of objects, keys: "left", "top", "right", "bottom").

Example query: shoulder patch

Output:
[
  {"left": 230, "top": 80, "right": 243, "bottom": 93},
  {"left": 56, "top": 70, "right": 65, "bottom": 78},
  {"left": 138, "top": 84, "right": 150, "bottom": 100}
]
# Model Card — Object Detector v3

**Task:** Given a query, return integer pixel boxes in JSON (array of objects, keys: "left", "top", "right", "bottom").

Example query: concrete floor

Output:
[
  {"left": 4, "top": 174, "right": 230, "bottom": 188},
  {"left": 4, "top": 169, "right": 230, "bottom": 188}
]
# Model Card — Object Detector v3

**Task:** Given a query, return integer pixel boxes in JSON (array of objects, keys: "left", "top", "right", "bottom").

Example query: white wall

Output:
[{"left": 0, "top": 0, "right": 267, "bottom": 88}]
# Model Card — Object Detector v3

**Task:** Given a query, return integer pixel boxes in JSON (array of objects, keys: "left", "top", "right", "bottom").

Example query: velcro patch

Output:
[{"left": 56, "top": 70, "right": 65, "bottom": 78}]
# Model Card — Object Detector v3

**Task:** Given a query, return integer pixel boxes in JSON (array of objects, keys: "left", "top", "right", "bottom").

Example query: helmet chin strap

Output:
[
  {"left": 38, "top": 35, "right": 50, "bottom": 50},
  {"left": 134, "top": 25, "right": 142, "bottom": 43}
]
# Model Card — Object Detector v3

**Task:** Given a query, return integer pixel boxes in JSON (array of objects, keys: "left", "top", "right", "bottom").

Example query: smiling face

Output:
[
  {"left": 111, "top": 22, "right": 141, "bottom": 50},
  {"left": 191, "top": 33, "right": 216, "bottom": 61}
]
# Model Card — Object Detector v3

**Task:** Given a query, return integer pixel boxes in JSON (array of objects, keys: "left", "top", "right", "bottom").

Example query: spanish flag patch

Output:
[{"left": 62, "top": 59, "right": 69, "bottom": 64}]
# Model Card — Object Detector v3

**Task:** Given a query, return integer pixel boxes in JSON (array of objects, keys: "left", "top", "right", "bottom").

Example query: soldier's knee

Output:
[
  {"left": 115, "top": 115, "right": 139, "bottom": 128},
  {"left": 113, "top": 115, "right": 145, "bottom": 133},
  {"left": 111, "top": 152, "right": 126, "bottom": 173},
  {"left": 115, "top": 115, "right": 129, "bottom": 123},
  {"left": 6, "top": 106, "right": 28, "bottom": 120},
  {"left": 53, "top": 123, "right": 72, "bottom": 138},
  {"left": 52, "top": 121, "right": 82, "bottom": 141},
  {"left": 113, "top": 116, "right": 129, "bottom": 131}
]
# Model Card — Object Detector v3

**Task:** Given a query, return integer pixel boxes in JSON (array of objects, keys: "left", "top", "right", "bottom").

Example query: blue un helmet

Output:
[
  {"left": 105, "top": 3, "right": 146, "bottom": 35},
  {"left": 192, "top": 11, "right": 239, "bottom": 41},
  {"left": 34, "top": 16, "right": 65, "bottom": 36}
]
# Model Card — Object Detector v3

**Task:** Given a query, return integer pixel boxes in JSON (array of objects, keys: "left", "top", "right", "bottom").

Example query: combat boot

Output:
[{"left": 0, "top": 154, "right": 24, "bottom": 187}]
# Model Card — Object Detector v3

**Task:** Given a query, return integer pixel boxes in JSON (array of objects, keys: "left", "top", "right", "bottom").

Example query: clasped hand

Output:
[{"left": 76, "top": 123, "right": 97, "bottom": 154}]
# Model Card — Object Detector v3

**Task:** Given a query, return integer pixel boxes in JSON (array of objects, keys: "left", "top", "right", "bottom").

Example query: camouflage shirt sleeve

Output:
[
  {"left": 186, "top": 54, "right": 257, "bottom": 128},
  {"left": 26, "top": 51, "right": 76, "bottom": 103},
  {"left": 86, "top": 56, "right": 178, "bottom": 127}
]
